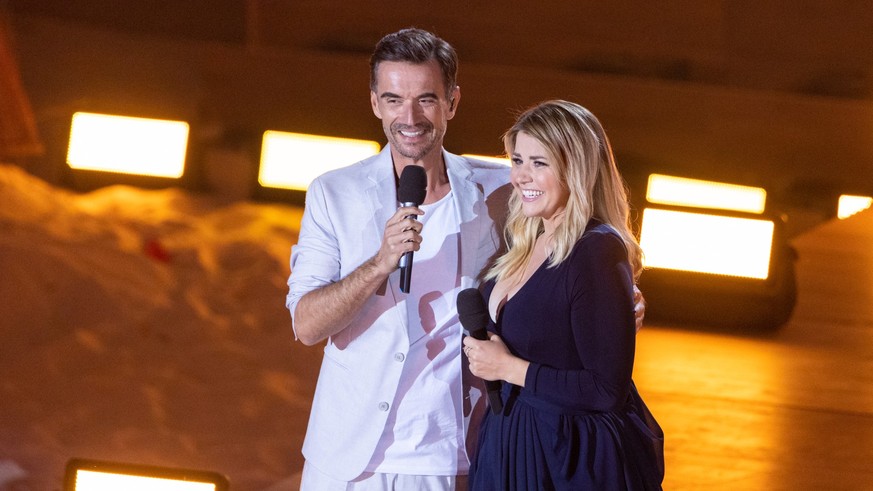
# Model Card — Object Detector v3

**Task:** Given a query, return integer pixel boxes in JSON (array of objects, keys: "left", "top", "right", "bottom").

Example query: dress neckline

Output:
[{"left": 490, "top": 258, "right": 548, "bottom": 323}]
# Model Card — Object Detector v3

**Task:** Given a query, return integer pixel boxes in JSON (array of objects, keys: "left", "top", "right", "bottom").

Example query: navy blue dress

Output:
[{"left": 469, "top": 222, "right": 664, "bottom": 490}]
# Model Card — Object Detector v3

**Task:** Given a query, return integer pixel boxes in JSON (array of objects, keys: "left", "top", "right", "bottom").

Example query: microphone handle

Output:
[
  {"left": 398, "top": 201, "right": 418, "bottom": 293},
  {"left": 486, "top": 383, "right": 504, "bottom": 414},
  {"left": 399, "top": 252, "right": 413, "bottom": 293}
]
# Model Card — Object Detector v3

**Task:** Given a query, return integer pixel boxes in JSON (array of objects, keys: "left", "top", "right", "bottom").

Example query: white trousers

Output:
[{"left": 300, "top": 461, "right": 467, "bottom": 491}]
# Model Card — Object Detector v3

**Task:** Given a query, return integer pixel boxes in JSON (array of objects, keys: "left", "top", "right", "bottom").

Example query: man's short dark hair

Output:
[{"left": 369, "top": 28, "right": 458, "bottom": 98}]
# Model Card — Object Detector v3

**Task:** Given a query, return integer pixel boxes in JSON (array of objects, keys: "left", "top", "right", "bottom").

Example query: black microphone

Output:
[
  {"left": 397, "top": 165, "right": 427, "bottom": 293},
  {"left": 457, "top": 288, "right": 504, "bottom": 414}
]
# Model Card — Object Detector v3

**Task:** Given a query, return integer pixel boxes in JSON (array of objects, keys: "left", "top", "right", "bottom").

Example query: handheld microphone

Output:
[
  {"left": 457, "top": 288, "right": 504, "bottom": 414},
  {"left": 397, "top": 165, "right": 427, "bottom": 293}
]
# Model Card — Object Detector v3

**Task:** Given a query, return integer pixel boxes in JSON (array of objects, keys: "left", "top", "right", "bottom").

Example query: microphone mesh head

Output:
[
  {"left": 397, "top": 165, "right": 427, "bottom": 205},
  {"left": 457, "top": 288, "right": 489, "bottom": 331}
]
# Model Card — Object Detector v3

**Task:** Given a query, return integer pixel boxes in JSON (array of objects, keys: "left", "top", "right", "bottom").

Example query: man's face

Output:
[{"left": 370, "top": 60, "right": 459, "bottom": 164}]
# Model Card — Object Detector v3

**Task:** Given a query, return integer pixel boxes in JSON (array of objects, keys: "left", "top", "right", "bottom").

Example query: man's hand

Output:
[
  {"left": 373, "top": 205, "right": 424, "bottom": 275},
  {"left": 633, "top": 285, "right": 646, "bottom": 333},
  {"left": 293, "top": 205, "right": 424, "bottom": 345}
]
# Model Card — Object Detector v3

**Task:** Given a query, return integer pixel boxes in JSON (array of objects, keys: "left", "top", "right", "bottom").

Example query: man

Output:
[
  {"left": 287, "top": 28, "right": 508, "bottom": 489},
  {"left": 287, "top": 28, "right": 643, "bottom": 490}
]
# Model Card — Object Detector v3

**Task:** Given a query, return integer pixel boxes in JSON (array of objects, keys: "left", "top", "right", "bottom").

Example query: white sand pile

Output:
[{"left": 0, "top": 164, "right": 317, "bottom": 490}]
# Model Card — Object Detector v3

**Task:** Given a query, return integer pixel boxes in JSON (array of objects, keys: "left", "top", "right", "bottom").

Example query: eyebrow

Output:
[
  {"left": 379, "top": 91, "right": 441, "bottom": 100},
  {"left": 511, "top": 151, "right": 549, "bottom": 160}
]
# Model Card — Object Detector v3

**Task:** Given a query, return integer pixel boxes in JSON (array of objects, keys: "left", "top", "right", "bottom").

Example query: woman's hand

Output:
[{"left": 463, "top": 333, "right": 530, "bottom": 387}]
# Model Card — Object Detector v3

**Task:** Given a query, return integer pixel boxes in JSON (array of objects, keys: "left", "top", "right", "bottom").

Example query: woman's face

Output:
[{"left": 510, "top": 131, "right": 569, "bottom": 225}]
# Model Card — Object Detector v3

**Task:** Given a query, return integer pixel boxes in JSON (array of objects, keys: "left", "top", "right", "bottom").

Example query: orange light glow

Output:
[
  {"left": 258, "top": 131, "right": 381, "bottom": 191},
  {"left": 838, "top": 195, "right": 873, "bottom": 219},
  {"left": 66, "top": 112, "right": 189, "bottom": 178},
  {"left": 640, "top": 208, "right": 774, "bottom": 279},
  {"left": 646, "top": 174, "right": 767, "bottom": 214},
  {"left": 462, "top": 154, "right": 510, "bottom": 166},
  {"left": 73, "top": 470, "right": 218, "bottom": 491}
]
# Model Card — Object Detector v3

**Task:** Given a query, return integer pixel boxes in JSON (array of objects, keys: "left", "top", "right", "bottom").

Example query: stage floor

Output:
[{"left": 633, "top": 209, "right": 873, "bottom": 490}]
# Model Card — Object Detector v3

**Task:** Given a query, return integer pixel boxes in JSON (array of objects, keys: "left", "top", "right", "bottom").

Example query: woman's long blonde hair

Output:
[{"left": 486, "top": 100, "right": 643, "bottom": 282}]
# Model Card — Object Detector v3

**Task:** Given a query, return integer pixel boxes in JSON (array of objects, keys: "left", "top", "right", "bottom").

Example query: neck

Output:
[
  {"left": 537, "top": 228, "right": 553, "bottom": 253},
  {"left": 394, "top": 153, "right": 450, "bottom": 205},
  {"left": 541, "top": 208, "right": 567, "bottom": 238}
]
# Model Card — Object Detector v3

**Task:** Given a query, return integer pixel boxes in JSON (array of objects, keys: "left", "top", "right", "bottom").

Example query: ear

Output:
[
  {"left": 370, "top": 91, "right": 383, "bottom": 119},
  {"left": 447, "top": 86, "right": 460, "bottom": 120}
]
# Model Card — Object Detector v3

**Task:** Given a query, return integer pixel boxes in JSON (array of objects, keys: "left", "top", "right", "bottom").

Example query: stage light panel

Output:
[
  {"left": 67, "top": 112, "right": 189, "bottom": 178},
  {"left": 838, "top": 194, "right": 872, "bottom": 219},
  {"left": 72, "top": 471, "right": 217, "bottom": 491},
  {"left": 65, "top": 459, "right": 228, "bottom": 491},
  {"left": 258, "top": 131, "right": 380, "bottom": 191},
  {"left": 639, "top": 208, "right": 774, "bottom": 279},
  {"left": 646, "top": 174, "right": 767, "bottom": 214},
  {"left": 462, "top": 154, "right": 510, "bottom": 166}
]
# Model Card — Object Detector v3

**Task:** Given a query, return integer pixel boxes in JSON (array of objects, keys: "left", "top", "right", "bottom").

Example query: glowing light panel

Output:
[
  {"left": 67, "top": 112, "right": 189, "bottom": 178},
  {"left": 646, "top": 174, "right": 767, "bottom": 214},
  {"left": 640, "top": 208, "right": 774, "bottom": 279},
  {"left": 838, "top": 195, "right": 873, "bottom": 219},
  {"left": 73, "top": 470, "right": 218, "bottom": 491},
  {"left": 258, "top": 131, "right": 381, "bottom": 191},
  {"left": 463, "top": 154, "right": 510, "bottom": 166}
]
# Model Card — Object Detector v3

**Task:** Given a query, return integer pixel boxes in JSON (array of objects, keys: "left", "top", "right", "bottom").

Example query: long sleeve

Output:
[
  {"left": 286, "top": 176, "right": 341, "bottom": 323},
  {"left": 514, "top": 227, "right": 637, "bottom": 412},
  {"left": 473, "top": 225, "right": 663, "bottom": 489}
]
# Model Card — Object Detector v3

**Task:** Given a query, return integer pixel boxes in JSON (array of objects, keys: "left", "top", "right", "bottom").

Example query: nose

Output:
[
  {"left": 512, "top": 162, "right": 531, "bottom": 184},
  {"left": 397, "top": 100, "right": 421, "bottom": 125}
]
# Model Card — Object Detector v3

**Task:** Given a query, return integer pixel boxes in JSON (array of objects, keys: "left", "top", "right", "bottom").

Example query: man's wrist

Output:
[{"left": 367, "top": 254, "right": 396, "bottom": 279}]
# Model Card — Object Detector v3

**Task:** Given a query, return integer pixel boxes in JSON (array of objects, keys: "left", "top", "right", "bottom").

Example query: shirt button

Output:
[
  {"left": 378, "top": 402, "right": 390, "bottom": 411},
  {"left": 394, "top": 352, "right": 405, "bottom": 362}
]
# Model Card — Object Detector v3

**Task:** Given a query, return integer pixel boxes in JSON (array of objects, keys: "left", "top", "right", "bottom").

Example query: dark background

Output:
[
  {"left": 2, "top": 3, "right": 873, "bottom": 489},
  {"left": 5, "top": 0, "right": 873, "bottom": 238}
]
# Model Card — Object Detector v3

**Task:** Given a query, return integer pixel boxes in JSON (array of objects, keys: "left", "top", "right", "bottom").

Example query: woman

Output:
[{"left": 463, "top": 100, "right": 664, "bottom": 490}]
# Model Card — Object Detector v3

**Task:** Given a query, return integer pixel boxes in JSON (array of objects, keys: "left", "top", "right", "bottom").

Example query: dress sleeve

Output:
[
  {"left": 285, "top": 177, "right": 342, "bottom": 337},
  {"left": 524, "top": 230, "right": 636, "bottom": 412}
]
